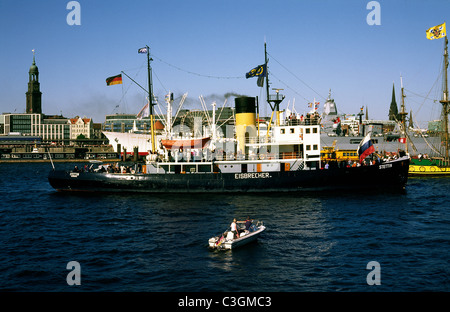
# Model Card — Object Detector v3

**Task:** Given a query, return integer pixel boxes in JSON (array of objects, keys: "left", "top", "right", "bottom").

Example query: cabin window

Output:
[
  {"left": 313, "top": 144, "right": 318, "bottom": 150},
  {"left": 290, "top": 128, "right": 295, "bottom": 134},
  {"left": 305, "top": 128, "right": 310, "bottom": 134},
  {"left": 306, "top": 145, "right": 311, "bottom": 151},
  {"left": 280, "top": 129, "right": 285, "bottom": 134},
  {"left": 313, "top": 128, "right": 318, "bottom": 134}
]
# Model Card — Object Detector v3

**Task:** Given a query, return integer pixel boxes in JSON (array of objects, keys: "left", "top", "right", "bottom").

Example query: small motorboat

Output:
[{"left": 208, "top": 221, "right": 266, "bottom": 250}]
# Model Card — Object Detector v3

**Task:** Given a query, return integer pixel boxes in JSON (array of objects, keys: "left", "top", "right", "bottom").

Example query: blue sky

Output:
[{"left": 0, "top": 0, "right": 449, "bottom": 127}]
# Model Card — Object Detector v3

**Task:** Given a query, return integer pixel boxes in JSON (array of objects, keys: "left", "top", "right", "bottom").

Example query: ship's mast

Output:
[
  {"left": 166, "top": 91, "right": 173, "bottom": 137},
  {"left": 144, "top": 45, "right": 156, "bottom": 153},
  {"left": 399, "top": 76, "right": 408, "bottom": 153},
  {"left": 441, "top": 36, "right": 449, "bottom": 161},
  {"left": 265, "top": 42, "right": 270, "bottom": 111},
  {"left": 264, "top": 42, "right": 285, "bottom": 126}
]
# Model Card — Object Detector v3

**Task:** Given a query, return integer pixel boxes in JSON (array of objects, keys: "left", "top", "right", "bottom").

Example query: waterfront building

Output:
[
  {"left": 428, "top": 120, "right": 443, "bottom": 133},
  {"left": 68, "top": 116, "right": 93, "bottom": 139},
  {"left": 2, "top": 113, "right": 70, "bottom": 142}
]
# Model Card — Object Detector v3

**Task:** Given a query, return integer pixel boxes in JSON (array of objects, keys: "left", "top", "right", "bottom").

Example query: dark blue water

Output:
[{"left": 0, "top": 162, "right": 449, "bottom": 292}]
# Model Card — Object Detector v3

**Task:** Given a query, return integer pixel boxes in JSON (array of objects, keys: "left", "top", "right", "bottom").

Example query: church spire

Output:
[
  {"left": 389, "top": 83, "right": 399, "bottom": 121},
  {"left": 29, "top": 49, "right": 39, "bottom": 81}
]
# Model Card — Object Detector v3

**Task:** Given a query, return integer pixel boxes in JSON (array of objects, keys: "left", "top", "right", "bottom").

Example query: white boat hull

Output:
[{"left": 103, "top": 131, "right": 156, "bottom": 155}]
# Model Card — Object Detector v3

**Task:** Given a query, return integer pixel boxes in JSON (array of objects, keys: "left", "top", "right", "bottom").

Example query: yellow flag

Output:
[{"left": 426, "top": 23, "right": 446, "bottom": 40}]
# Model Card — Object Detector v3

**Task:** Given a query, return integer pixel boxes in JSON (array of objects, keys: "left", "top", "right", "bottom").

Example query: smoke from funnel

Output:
[{"left": 224, "top": 92, "right": 248, "bottom": 99}]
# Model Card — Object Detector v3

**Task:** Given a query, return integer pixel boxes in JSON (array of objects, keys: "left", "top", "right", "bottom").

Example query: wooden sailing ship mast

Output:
[
  {"left": 399, "top": 76, "right": 408, "bottom": 153},
  {"left": 414, "top": 25, "right": 449, "bottom": 164},
  {"left": 440, "top": 35, "right": 449, "bottom": 163}
]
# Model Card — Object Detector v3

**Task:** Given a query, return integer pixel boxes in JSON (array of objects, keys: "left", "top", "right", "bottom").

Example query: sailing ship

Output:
[
  {"left": 409, "top": 25, "right": 450, "bottom": 176},
  {"left": 48, "top": 43, "right": 410, "bottom": 193}
]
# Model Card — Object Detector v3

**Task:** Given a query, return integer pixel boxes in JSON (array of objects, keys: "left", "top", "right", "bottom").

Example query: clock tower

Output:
[{"left": 26, "top": 50, "right": 42, "bottom": 114}]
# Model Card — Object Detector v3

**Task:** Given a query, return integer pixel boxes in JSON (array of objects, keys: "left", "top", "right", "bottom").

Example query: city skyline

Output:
[{"left": 0, "top": 0, "right": 449, "bottom": 128}]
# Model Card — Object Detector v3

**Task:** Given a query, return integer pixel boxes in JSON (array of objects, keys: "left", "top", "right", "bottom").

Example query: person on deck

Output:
[
  {"left": 230, "top": 218, "right": 240, "bottom": 239},
  {"left": 244, "top": 217, "right": 253, "bottom": 231},
  {"left": 246, "top": 218, "right": 253, "bottom": 230}
]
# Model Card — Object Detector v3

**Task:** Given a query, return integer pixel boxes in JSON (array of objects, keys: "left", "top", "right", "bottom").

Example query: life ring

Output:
[
  {"left": 259, "top": 154, "right": 265, "bottom": 160},
  {"left": 410, "top": 166, "right": 415, "bottom": 172},
  {"left": 299, "top": 134, "right": 303, "bottom": 140},
  {"left": 430, "top": 166, "right": 436, "bottom": 172},
  {"left": 419, "top": 166, "right": 426, "bottom": 172}
]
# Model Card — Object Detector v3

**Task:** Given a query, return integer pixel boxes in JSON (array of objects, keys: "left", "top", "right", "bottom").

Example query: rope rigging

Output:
[
  {"left": 267, "top": 52, "right": 326, "bottom": 101},
  {"left": 147, "top": 52, "right": 327, "bottom": 109},
  {"left": 403, "top": 64, "right": 444, "bottom": 125},
  {"left": 126, "top": 50, "right": 330, "bottom": 116},
  {"left": 152, "top": 54, "right": 244, "bottom": 80}
]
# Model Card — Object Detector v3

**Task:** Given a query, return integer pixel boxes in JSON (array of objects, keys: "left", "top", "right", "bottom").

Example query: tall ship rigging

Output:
[
  {"left": 48, "top": 43, "right": 410, "bottom": 193},
  {"left": 409, "top": 23, "right": 450, "bottom": 176}
]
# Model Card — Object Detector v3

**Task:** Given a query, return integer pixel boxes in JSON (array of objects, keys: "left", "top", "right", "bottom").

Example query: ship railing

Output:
[
  {"left": 243, "top": 137, "right": 276, "bottom": 144},
  {"left": 284, "top": 118, "right": 321, "bottom": 126},
  {"left": 214, "top": 151, "right": 303, "bottom": 161}
]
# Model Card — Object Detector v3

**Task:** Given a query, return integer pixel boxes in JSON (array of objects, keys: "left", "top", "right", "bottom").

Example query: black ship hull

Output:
[{"left": 48, "top": 157, "right": 410, "bottom": 193}]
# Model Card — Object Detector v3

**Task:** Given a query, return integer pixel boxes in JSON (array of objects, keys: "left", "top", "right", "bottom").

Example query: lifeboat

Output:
[{"left": 161, "top": 137, "right": 210, "bottom": 149}]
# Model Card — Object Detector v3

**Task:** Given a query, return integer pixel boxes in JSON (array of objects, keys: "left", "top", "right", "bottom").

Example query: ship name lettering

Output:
[
  {"left": 234, "top": 172, "right": 270, "bottom": 179},
  {"left": 379, "top": 164, "right": 392, "bottom": 169}
]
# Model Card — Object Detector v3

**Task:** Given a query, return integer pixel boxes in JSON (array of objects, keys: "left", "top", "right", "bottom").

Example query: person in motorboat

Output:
[
  {"left": 230, "top": 218, "right": 240, "bottom": 239},
  {"left": 245, "top": 217, "right": 252, "bottom": 231},
  {"left": 238, "top": 217, "right": 254, "bottom": 232}
]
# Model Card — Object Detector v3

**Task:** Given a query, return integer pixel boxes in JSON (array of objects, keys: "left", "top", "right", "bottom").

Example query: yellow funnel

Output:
[{"left": 235, "top": 97, "right": 256, "bottom": 153}]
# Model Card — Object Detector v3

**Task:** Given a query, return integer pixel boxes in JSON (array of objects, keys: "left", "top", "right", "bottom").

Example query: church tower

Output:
[{"left": 26, "top": 50, "right": 42, "bottom": 114}]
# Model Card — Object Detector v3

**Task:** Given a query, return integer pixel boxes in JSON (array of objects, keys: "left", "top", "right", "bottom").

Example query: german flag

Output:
[{"left": 106, "top": 74, "right": 122, "bottom": 86}]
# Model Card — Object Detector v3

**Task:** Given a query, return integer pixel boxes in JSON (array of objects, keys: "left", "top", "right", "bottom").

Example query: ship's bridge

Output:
[{"left": 243, "top": 120, "right": 321, "bottom": 169}]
